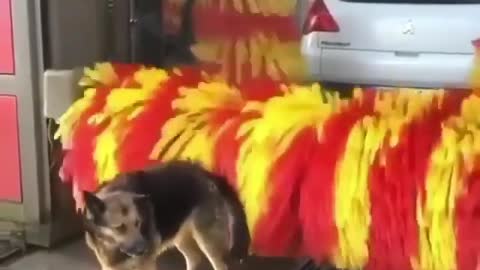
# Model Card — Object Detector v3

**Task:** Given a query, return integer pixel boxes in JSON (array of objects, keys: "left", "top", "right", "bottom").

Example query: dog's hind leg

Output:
[
  {"left": 192, "top": 229, "right": 228, "bottom": 270},
  {"left": 176, "top": 233, "right": 203, "bottom": 270}
]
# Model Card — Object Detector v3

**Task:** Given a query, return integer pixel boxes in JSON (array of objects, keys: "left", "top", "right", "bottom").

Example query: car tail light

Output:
[
  {"left": 473, "top": 39, "right": 480, "bottom": 48},
  {"left": 303, "top": 0, "right": 339, "bottom": 34}
]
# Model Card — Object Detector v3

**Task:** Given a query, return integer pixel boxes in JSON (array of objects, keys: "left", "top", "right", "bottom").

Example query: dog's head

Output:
[{"left": 83, "top": 190, "right": 152, "bottom": 257}]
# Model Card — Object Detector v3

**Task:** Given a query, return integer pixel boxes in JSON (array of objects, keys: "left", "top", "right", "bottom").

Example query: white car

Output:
[{"left": 297, "top": 0, "right": 480, "bottom": 88}]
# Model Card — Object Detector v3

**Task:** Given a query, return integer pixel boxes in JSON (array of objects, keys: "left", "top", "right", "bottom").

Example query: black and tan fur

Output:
[{"left": 82, "top": 160, "right": 250, "bottom": 270}]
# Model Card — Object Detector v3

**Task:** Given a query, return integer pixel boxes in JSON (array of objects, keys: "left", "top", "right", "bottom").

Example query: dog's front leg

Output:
[
  {"left": 140, "top": 261, "right": 157, "bottom": 270},
  {"left": 85, "top": 234, "right": 114, "bottom": 270}
]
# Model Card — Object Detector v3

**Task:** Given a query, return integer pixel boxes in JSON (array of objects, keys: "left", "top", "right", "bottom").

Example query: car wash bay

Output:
[{"left": 0, "top": 1, "right": 308, "bottom": 269}]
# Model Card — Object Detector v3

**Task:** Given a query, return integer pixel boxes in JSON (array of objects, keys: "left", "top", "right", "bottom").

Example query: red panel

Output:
[
  {"left": 0, "top": 0, "right": 14, "bottom": 74},
  {"left": 0, "top": 95, "right": 22, "bottom": 202}
]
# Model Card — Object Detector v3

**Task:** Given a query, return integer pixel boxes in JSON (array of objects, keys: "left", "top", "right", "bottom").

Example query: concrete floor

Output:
[
  {"left": 5, "top": 240, "right": 97, "bottom": 270},
  {"left": 2, "top": 238, "right": 301, "bottom": 270}
]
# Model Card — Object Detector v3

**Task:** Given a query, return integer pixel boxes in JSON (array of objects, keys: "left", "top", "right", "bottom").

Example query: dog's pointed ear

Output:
[
  {"left": 83, "top": 191, "right": 105, "bottom": 217},
  {"left": 132, "top": 194, "right": 150, "bottom": 208},
  {"left": 132, "top": 193, "right": 149, "bottom": 202},
  {"left": 125, "top": 170, "right": 144, "bottom": 181},
  {"left": 116, "top": 170, "right": 144, "bottom": 187},
  {"left": 132, "top": 193, "right": 148, "bottom": 198}
]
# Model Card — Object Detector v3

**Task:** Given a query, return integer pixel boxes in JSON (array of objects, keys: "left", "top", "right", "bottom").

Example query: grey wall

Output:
[{"left": 45, "top": 0, "right": 130, "bottom": 69}]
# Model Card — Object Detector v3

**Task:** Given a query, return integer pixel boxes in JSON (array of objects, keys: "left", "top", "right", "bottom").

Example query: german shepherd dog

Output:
[{"left": 82, "top": 160, "right": 250, "bottom": 270}]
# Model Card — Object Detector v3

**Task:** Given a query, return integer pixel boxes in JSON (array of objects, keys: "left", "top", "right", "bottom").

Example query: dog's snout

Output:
[
  {"left": 121, "top": 240, "right": 148, "bottom": 256},
  {"left": 131, "top": 240, "right": 147, "bottom": 255}
]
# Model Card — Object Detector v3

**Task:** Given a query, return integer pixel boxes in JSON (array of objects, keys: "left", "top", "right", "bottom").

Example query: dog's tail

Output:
[{"left": 212, "top": 175, "right": 251, "bottom": 262}]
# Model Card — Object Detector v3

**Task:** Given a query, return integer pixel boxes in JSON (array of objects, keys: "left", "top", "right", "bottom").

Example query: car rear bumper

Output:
[{"left": 302, "top": 47, "right": 475, "bottom": 88}]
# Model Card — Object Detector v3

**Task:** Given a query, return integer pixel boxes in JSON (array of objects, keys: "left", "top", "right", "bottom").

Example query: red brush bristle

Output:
[
  {"left": 457, "top": 166, "right": 480, "bottom": 270},
  {"left": 193, "top": 3, "right": 300, "bottom": 41},
  {"left": 118, "top": 69, "right": 204, "bottom": 172},
  {"left": 367, "top": 127, "right": 416, "bottom": 270},
  {"left": 253, "top": 128, "right": 316, "bottom": 257},
  {"left": 213, "top": 118, "right": 243, "bottom": 186},
  {"left": 66, "top": 88, "right": 112, "bottom": 192},
  {"left": 59, "top": 150, "right": 74, "bottom": 182},
  {"left": 299, "top": 95, "right": 374, "bottom": 263},
  {"left": 213, "top": 112, "right": 259, "bottom": 188},
  {"left": 62, "top": 63, "right": 141, "bottom": 192},
  {"left": 453, "top": 91, "right": 480, "bottom": 270},
  {"left": 208, "top": 100, "right": 244, "bottom": 132},
  {"left": 111, "top": 63, "right": 143, "bottom": 83},
  {"left": 352, "top": 90, "right": 468, "bottom": 270},
  {"left": 239, "top": 77, "right": 283, "bottom": 101}
]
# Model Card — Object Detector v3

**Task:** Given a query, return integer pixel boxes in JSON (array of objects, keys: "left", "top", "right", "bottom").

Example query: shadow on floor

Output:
[{"left": 2, "top": 239, "right": 299, "bottom": 270}]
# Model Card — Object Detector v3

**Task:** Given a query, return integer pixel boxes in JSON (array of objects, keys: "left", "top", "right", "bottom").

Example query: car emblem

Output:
[{"left": 402, "top": 20, "right": 415, "bottom": 35}]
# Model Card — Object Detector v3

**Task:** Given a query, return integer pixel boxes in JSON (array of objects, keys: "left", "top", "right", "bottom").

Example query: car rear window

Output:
[{"left": 342, "top": 0, "right": 480, "bottom": 3}]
